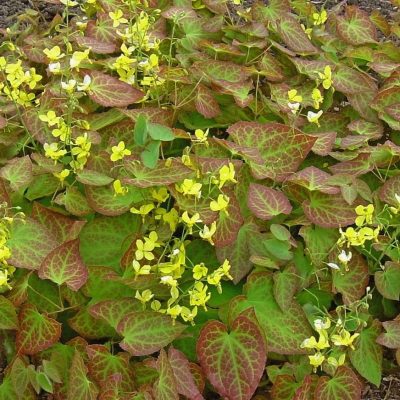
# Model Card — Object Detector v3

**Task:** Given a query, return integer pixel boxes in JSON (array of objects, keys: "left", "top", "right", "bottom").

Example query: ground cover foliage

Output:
[{"left": 0, "top": 0, "right": 400, "bottom": 398}]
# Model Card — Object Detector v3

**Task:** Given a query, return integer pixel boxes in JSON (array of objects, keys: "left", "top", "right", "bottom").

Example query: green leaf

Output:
[
  {"left": 88, "top": 298, "right": 141, "bottom": 330},
  {"left": 375, "top": 262, "right": 400, "bottom": 300},
  {"left": 141, "top": 140, "right": 161, "bottom": 168},
  {"left": 38, "top": 239, "right": 88, "bottom": 291},
  {"left": 86, "top": 70, "right": 145, "bottom": 107},
  {"left": 197, "top": 312, "right": 266, "bottom": 400},
  {"left": 148, "top": 123, "right": 175, "bottom": 141},
  {"left": 117, "top": 311, "right": 186, "bottom": 356},
  {"left": 134, "top": 114, "right": 148, "bottom": 146},
  {"left": 16, "top": 303, "right": 61, "bottom": 355},
  {"left": 0, "top": 295, "right": 18, "bottom": 329},
  {"left": 271, "top": 374, "right": 300, "bottom": 400},
  {"left": 193, "top": 60, "right": 248, "bottom": 84},
  {"left": 247, "top": 183, "right": 292, "bottom": 220},
  {"left": 273, "top": 266, "right": 300, "bottom": 312},
  {"left": 36, "top": 372, "right": 54, "bottom": 393},
  {"left": 87, "top": 344, "right": 135, "bottom": 392},
  {"left": 379, "top": 175, "right": 400, "bottom": 207},
  {"left": 377, "top": 319, "right": 400, "bottom": 349},
  {"left": 61, "top": 187, "right": 93, "bottom": 217},
  {"left": 337, "top": 6, "right": 377, "bottom": 45},
  {"left": 25, "top": 174, "right": 60, "bottom": 201},
  {"left": 242, "top": 272, "right": 313, "bottom": 354},
  {"left": 153, "top": 349, "right": 179, "bottom": 400},
  {"left": 10, "top": 358, "right": 30, "bottom": 397},
  {"left": 349, "top": 320, "right": 383, "bottom": 386},
  {"left": 332, "top": 252, "right": 369, "bottom": 305},
  {"left": 79, "top": 213, "right": 140, "bottom": 268},
  {"left": 67, "top": 351, "right": 99, "bottom": 400},
  {"left": 314, "top": 366, "right": 362, "bottom": 400},
  {"left": 77, "top": 170, "right": 114, "bottom": 186},
  {"left": 8, "top": 218, "right": 58, "bottom": 270}
]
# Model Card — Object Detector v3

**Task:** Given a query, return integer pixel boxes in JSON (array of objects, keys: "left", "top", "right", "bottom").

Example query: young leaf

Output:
[
  {"left": 247, "top": 183, "right": 292, "bottom": 220},
  {"left": 117, "top": 311, "right": 186, "bottom": 356},
  {"left": 141, "top": 140, "right": 161, "bottom": 169},
  {"left": 86, "top": 70, "right": 145, "bottom": 107},
  {"left": 16, "top": 304, "right": 61, "bottom": 355},
  {"left": 38, "top": 239, "right": 88, "bottom": 291},
  {"left": 314, "top": 366, "right": 362, "bottom": 400},
  {"left": 349, "top": 320, "right": 383, "bottom": 386},
  {"left": 134, "top": 114, "right": 148, "bottom": 146},
  {"left": 148, "top": 122, "right": 175, "bottom": 141},
  {"left": 197, "top": 313, "right": 266, "bottom": 400}
]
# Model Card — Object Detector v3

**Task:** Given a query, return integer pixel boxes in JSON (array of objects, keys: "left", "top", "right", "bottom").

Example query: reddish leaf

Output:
[
  {"left": 168, "top": 348, "right": 205, "bottom": 400},
  {"left": 0, "top": 155, "right": 33, "bottom": 191},
  {"left": 16, "top": 304, "right": 61, "bottom": 355},
  {"left": 337, "top": 6, "right": 378, "bottom": 45},
  {"left": 86, "top": 13, "right": 118, "bottom": 44},
  {"left": 38, "top": 239, "right": 88, "bottom": 291},
  {"left": 277, "top": 15, "right": 318, "bottom": 54},
  {"left": 310, "top": 132, "right": 337, "bottom": 156},
  {"left": 303, "top": 192, "right": 357, "bottom": 228},
  {"left": 153, "top": 349, "right": 179, "bottom": 400},
  {"left": 86, "top": 70, "right": 145, "bottom": 107},
  {"left": 0, "top": 115, "right": 7, "bottom": 129},
  {"left": 120, "top": 107, "right": 174, "bottom": 126},
  {"left": 271, "top": 375, "right": 299, "bottom": 400},
  {"left": 334, "top": 66, "right": 377, "bottom": 95},
  {"left": 67, "top": 351, "right": 99, "bottom": 400},
  {"left": 195, "top": 84, "right": 221, "bottom": 118},
  {"left": 0, "top": 295, "right": 18, "bottom": 329},
  {"left": 332, "top": 251, "right": 369, "bottom": 305},
  {"left": 227, "top": 122, "right": 316, "bottom": 181},
  {"left": 377, "top": 319, "right": 400, "bottom": 349},
  {"left": 197, "top": 313, "right": 266, "bottom": 400},
  {"left": 379, "top": 175, "right": 400, "bottom": 206},
  {"left": 248, "top": 183, "right": 292, "bottom": 220},
  {"left": 117, "top": 311, "right": 186, "bottom": 356},
  {"left": 69, "top": 308, "right": 115, "bottom": 340},
  {"left": 314, "top": 366, "right": 362, "bottom": 400},
  {"left": 75, "top": 36, "right": 117, "bottom": 54},
  {"left": 287, "top": 167, "right": 339, "bottom": 195}
]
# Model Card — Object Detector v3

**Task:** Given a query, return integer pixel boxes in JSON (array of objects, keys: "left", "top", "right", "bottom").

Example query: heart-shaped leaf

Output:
[
  {"left": 153, "top": 349, "right": 179, "bottom": 400},
  {"left": 117, "top": 311, "right": 186, "bottom": 356},
  {"left": 377, "top": 319, "right": 400, "bottom": 349},
  {"left": 0, "top": 295, "right": 18, "bottom": 329},
  {"left": 375, "top": 262, "right": 400, "bottom": 301},
  {"left": 197, "top": 313, "right": 266, "bottom": 400}
]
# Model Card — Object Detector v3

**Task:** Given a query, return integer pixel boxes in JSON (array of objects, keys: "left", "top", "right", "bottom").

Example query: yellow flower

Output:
[
  {"left": 130, "top": 203, "right": 154, "bottom": 220},
  {"left": 301, "top": 333, "right": 330, "bottom": 351},
  {"left": 217, "top": 259, "right": 233, "bottom": 280},
  {"left": 308, "top": 352, "right": 325, "bottom": 372},
  {"left": 355, "top": 204, "right": 374, "bottom": 227},
  {"left": 288, "top": 101, "right": 301, "bottom": 114},
  {"left": 151, "top": 187, "right": 169, "bottom": 203},
  {"left": 338, "top": 250, "right": 352, "bottom": 264},
  {"left": 135, "top": 289, "right": 154, "bottom": 304},
  {"left": 43, "top": 46, "right": 65, "bottom": 61},
  {"left": 176, "top": 179, "right": 202, "bottom": 198},
  {"left": 328, "top": 354, "right": 346, "bottom": 368},
  {"left": 113, "top": 179, "right": 129, "bottom": 196},
  {"left": 181, "top": 211, "right": 201, "bottom": 234},
  {"left": 193, "top": 128, "right": 209, "bottom": 145},
  {"left": 313, "top": 317, "right": 331, "bottom": 331},
  {"left": 166, "top": 304, "right": 182, "bottom": 320},
  {"left": 135, "top": 232, "right": 160, "bottom": 261},
  {"left": 44, "top": 143, "right": 67, "bottom": 161},
  {"left": 0, "top": 57, "right": 6, "bottom": 71},
  {"left": 207, "top": 271, "right": 223, "bottom": 293},
  {"left": 71, "top": 134, "right": 91, "bottom": 160},
  {"left": 39, "top": 111, "right": 60, "bottom": 127},
  {"left": 70, "top": 49, "right": 90, "bottom": 69},
  {"left": 318, "top": 66, "right": 333, "bottom": 90},
  {"left": 60, "top": 0, "right": 78, "bottom": 6},
  {"left": 189, "top": 282, "right": 211, "bottom": 309},
  {"left": 215, "top": 163, "right": 237, "bottom": 189},
  {"left": 132, "top": 260, "right": 151, "bottom": 278},
  {"left": 0, "top": 270, "right": 10, "bottom": 289},
  {"left": 193, "top": 264, "right": 208, "bottom": 280},
  {"left": 53, "top": 169, "right": 70, "bottom": 185},
  {"left": 25, "top": 68, "right": 42, "bottom": 89},
  {"left": 307, "top": 110, "right": 323, "bottom": 126},
  {"left": 162, "top": 209, "right": 179, "bottom": 232},
  {"left": 312, "top": 88, "right": 324, "bottom": 110},
  {"left": 48, "top": 62, "right": 61, "bottom": 74},
  {"left": 61, "top": 79, "right": 77, "bottom": 93},
  {"left": 358, "top": 226, "right": 380, "bottom": 244},
  {"left": 199, "top": 221, "right": 217, "bottom": 245},
  {"left": 301, "top": 24, "right": 313, "bottom": 39},
  {"left": 180, "top": 306, "right": 197, "bottom": 324},
  {"left": 160, "top": 275, "right": 178, "bottom": 287},
  {"left": 0, "top": 246, "right": 11, "bottom": 263},
  {"left": 288, "top": 89, "right": 303, "bottom": 103},
  {"left": 109, "top": 9, "right": 128, "bottom": 28},
  {"left": 151, "top": 299, "right": 162, "bottom": 311},
  {"left": 210, "top": 194, "right": 230, "bottom": 215},
  {"left": 331, "top": 330, "right": 359, "bottom": 350},
  {"left": 52, "top": 123, "right": 70, "bottom": 142},
  {"left": 313, "top": 9, "right": 328, "bottom": 26},
  {"left": 111, "top": 141, "right": 131, "bottom": 162},
  {"left": 77, "top": 75, "right": 92, "bottom": 92}
]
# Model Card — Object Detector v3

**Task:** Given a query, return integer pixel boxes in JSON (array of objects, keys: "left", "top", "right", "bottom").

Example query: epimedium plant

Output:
[{"left": 0, "top": 0, "right": 399, "bottom": 398}]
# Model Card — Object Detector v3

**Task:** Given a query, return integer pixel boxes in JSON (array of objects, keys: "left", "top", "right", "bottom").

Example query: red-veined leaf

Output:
[
  {"left": 195, "top": 84, "right": 221, "bottom": 118},
  {"left": 376, "top": 319, "right": 400, "bottom": 349},
  {"left": 0, "top": 155, "right": 33, "bottom": 192},
  {"left": 379, "top": 175, "right": 400, "bottom": 206},
  {"left": 75, "top": 36, "right": 117, "bottom": 54},
  {"left": 0, "top": 295, "right": 18, "bottom": 329},
  {"left": 153, "top": 349, "right": 179, "bottom": 400}
]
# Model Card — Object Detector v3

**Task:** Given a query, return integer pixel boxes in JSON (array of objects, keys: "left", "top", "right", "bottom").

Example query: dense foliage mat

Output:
[{"left": 0, "top": 0, "right": 400, "bottom": 398}]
